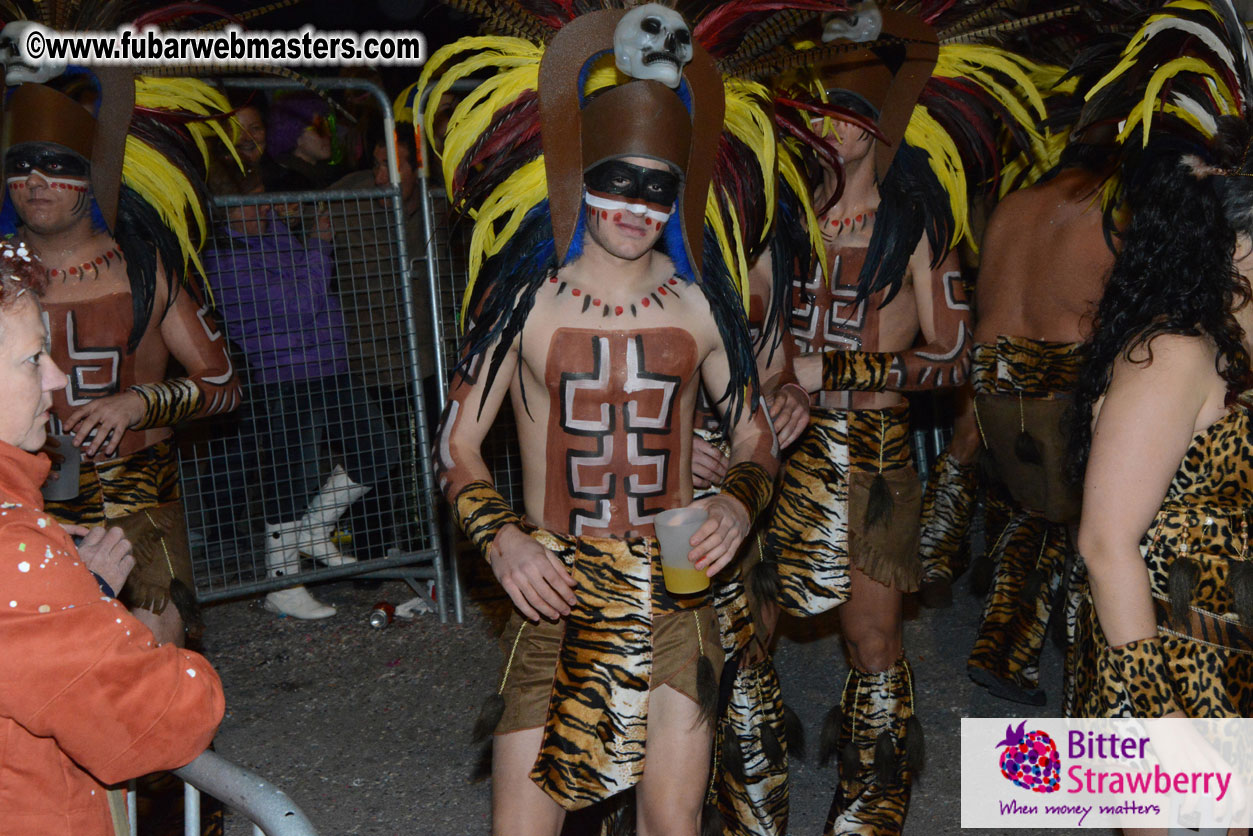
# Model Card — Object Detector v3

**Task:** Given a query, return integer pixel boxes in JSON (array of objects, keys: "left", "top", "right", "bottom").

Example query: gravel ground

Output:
[{"left": 200, "top": 566, "right": 1100, "bottom": 836}]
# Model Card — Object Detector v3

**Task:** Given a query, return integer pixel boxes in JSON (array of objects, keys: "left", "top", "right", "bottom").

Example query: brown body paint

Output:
[
  {"left": 43, "top": 257, "right": 239, "bottom": 461},
  {"left": 543, "top": 327, "right": 697, "bottom": 537}
]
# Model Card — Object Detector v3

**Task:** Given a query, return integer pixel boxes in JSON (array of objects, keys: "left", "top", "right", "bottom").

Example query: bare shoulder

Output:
[{"left": 1121, "top": 332, "right": 1218, "bottom": 375}]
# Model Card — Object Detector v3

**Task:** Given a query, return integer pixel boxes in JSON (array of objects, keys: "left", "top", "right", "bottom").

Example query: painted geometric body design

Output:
[
  {"left": 546, "top": 328, "right": 695, "bottom": 536},
  {"left": 791, "top": 250, "right": 869, "bottom": 353},
  {"left": 52, "top": 309, "right": 123, "bottom": 406}
]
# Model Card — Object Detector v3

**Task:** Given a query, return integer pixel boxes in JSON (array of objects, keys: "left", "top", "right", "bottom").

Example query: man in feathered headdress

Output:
[
  {"left": 417, "top": 3, "right": 779, "bottom": 830},
  {"left": 0, "top": 52, "right": 241, "bottom": 646},
  {"left": 759, "top": 3, "right": 1054, "bottom": 831}
]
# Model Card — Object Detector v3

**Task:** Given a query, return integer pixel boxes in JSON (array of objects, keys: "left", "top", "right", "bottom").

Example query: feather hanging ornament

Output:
[
  {"left": 818, "top": 701, "right": 843, "bottom": 766},
  {"left": 1228, "top": 557, "right": 1253, "bottom": 626},
  {"left": 1167, "top": 552, "right": 1202, "bottom": 629},
  {"left": 873, "top": 731, "right": 898, "bottom": 786},
  {"left": 783, "top": 701, "right": 806, "bottom": 761},
  {"left": 760, "top": 713, "right": 785, "bottom": 767},
  {"left": 721, "top": 721, "right": 748, "bottom": 783},
  {"left": 904, "top": 715, "right": 925, "bottom": 773}
]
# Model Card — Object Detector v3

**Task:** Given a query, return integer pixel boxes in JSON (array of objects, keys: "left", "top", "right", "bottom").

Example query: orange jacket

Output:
[{"left": 0, "top": 442, "right": 224, "bottom": 835}]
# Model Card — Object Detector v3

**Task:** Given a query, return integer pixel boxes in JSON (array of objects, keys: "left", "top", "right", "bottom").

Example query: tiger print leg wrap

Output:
[
  {"left": 764, "top": 409, "right": 851, "bottom": 617},
  {"left": 967, "top": 515, "right": 1070, "bottom": 705},
  {"left": 918, "top": 450, "right": 978, "bottom": 603},
  {"left": 714, "top": 653, "right": 790, "bottom": 836},
  {"left": 825, "top": 657, "right": 919, "bottom": 836}
]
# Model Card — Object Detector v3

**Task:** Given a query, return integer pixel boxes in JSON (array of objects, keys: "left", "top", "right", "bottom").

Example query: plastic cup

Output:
[
  {"left": 654, "top": 507, "right": 710, "bottom": 595},
  {"left": 41, "top": 434, "right": 81, "bottom": 502}
]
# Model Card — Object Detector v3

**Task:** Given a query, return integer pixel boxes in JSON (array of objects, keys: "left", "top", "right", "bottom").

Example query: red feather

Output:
[
  {"left": 774, "top": 96, "right": 889, "bottom": 145},
  {"left": 693, "top": 1, "right": 847, "bottom": 53}
]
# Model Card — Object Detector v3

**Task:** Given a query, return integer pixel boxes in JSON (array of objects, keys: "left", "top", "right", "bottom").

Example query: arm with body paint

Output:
[
  {"left": 819, "top": 244, "right": 972, "bottom": 392},
  {"left": 689, "top": 321, "right": 779, "bottom": 575},
  {"left": 751, "top": 248, "right": 809, "bottom": 448},
  {"left": 435, "top": 338, "right": 578, "bottom": 622},
  {"left": 131, "top": 281, "right": 241, "bottom": 428},
  {"left": 63, "top": 271, "right": 240, "bottom": 457}
]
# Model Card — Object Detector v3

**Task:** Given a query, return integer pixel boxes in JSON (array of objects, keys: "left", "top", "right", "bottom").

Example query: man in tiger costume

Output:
[
  {"left": 423, "top": 7, "right": 779, "bottom": 833},
  {"left": 964, "top": 137, "right": 1118, "bottom": 709},
  {"left": 1, "top": 77, "right": 240, "bottom": 647},
  {"left": 762, "top": 6, "right": 1051, "bottom": 831}
]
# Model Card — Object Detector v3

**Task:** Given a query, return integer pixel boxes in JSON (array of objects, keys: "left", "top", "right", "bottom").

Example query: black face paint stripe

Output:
[
  {"left": 5, "top": 145, "right": 91, "bottom": 179},
  {"left": 584, "top": 160, "right": 681, "bottom": 206}
]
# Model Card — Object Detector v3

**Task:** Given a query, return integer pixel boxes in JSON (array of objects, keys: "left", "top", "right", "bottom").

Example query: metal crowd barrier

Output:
[
  {"left": 120, "top": 751, "right": 319, "bottom": 836},
  {"left": 178, "top": 78, "right": 450, "bottom": 620}
]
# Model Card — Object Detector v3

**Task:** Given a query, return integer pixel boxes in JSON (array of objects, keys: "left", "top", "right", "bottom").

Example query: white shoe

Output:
[
  {"left": 264, "top": 586, "right": 336, "bottom": 619},
  {"left": 294, "top": 466, "right": 371, "bottom": 567},
  {"left": 264, "top": 521, "right": 336, "bottom": 619}
]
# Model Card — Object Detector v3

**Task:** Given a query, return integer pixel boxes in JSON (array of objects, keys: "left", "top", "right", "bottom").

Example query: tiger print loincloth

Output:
[
  {"left": 497, "top": 526, "right": 716, "bottom": 809},
  {"left": 43, "top": 440, "right": 193, "bottom": 616}
]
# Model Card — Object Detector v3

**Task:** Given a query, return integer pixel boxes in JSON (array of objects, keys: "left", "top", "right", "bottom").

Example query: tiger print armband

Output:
[
  {"left": 719, "top": 462, "right": 774, "bottom": 523},
  {"left": 1101, "top": 637, "right": 1182, "bottom": 718},
  {"left": 128, "top": 380, "right": 204, "bottom": 430},
  {"left": 452, "top": 481, "right": 524, "bottom": 563},
  {"left": 822, "top": 350, "right": 894, "bottom": 392}
]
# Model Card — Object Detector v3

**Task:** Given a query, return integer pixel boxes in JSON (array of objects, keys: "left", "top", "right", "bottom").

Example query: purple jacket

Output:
[{"left": 204, "top": 219, "right": 348, "bottom": 384}]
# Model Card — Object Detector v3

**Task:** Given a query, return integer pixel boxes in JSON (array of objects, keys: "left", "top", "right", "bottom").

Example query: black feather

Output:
[
  {"left": 472, "top": 693, "right": 505, "bottom": 743},
  {"left": 1022, "top": 568, "right": 1047, "bottom": 608},
  {"left": 1014, "top": 429, "right": 1044, "bottom": 465},
  {"left": 904, "top": 715, "right": 925, "bottom": 775},
  {"left": 1167, "top": 557, "right": 1201, "bottom": 629},
  {"left": 783, "top": 702, "right": 806, "bottom": 762},
  {"left": 701, "top": 802, "right": 725, "bottom": 836},
  {"left": 168, "top": 577, "right": 203, "bottom": 642},
  {"left": 469, "top": 744, "right": 492, "bottom": 782},
  {"left": 873, "top": 731, "right": 898, "bottom": 786},
  {"left": 839, "top": 742, "right": 861, "bottom": 782},
  {"left": 858, "top": 143, "right": 953, "bottom": 307},
  {"left": 749, "top": 557, "right": 781, "bottom": 608},
  {"left": 721, "top": 723, "right": 747, "bottom": 784},
  {"left": 971, "top": 554, "right": 995, "bottom": 597},
  {"left": 1229, "top": 559, "right": 1253, "bottom": 626},
  {"left": 919, "top": 578, "right": 953, "bottom": 609},
  {"left": 697, "top": 654, "right": 719, "bottom": 729},
  {"left": 818, "top": 702, "right": 842, "bottom": 766},
  {"left": 760, "top": 718, "right": 785, "bottom": 768},
  {"left": 866, "top": 472, "right": 895, "bottom": 528}
]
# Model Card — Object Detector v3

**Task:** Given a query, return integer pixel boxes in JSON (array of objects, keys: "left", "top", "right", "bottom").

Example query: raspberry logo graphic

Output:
[{"left": 996, "top": 721, "right": 1061, "bottom": 793}]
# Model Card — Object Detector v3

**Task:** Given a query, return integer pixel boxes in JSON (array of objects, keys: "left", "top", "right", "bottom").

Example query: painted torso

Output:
[
  {"left": 514, "top": 274, "right": 713, "bottom": 538},
  {"left": 41, "top": 265, "right": 170, "bottom": 460}
]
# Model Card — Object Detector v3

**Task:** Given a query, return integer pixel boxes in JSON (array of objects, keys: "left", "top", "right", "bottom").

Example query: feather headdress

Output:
[
  {"left": 400, "top": 1, "right": 815, "bottom": 423},
  {"left": 736, "top": 1, "right": 1075, "bottom": 304},
  {"left": 0, "top": 1, "right": 246, "bottom": 350}
]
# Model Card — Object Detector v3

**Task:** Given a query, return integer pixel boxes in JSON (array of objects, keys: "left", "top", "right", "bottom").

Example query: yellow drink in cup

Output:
[{"left": 654, "top": 507, "right": 711, "bottom": 595}]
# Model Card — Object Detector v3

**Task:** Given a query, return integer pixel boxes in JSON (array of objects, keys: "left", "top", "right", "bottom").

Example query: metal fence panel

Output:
[{"left": 179, "top": 80, "right": 446, "bottom": 618}]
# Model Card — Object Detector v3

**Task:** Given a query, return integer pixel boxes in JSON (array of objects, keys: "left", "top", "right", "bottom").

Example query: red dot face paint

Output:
[
  {"left": 613, "top": 213, "right": 622, "bottom": 223},
  {"left": 601, "top": 210, "right": 608, "bottom": 220}
]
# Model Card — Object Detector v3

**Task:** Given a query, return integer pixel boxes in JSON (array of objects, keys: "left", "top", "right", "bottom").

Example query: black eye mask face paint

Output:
[
  {"left": 584, "top": 160, "right": 681, "bottom": 206},
  {"left": 4, "top": 144, "right": 91, "bottom": 180}
]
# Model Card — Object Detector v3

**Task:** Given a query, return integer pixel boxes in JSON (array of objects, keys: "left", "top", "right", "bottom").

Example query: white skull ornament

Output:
[
  {"left": 0, "top": 21, "right": 67, "bottom": 85},
  {"left": 822, "top": 1, "right": 884, "bottom": 44},
  {"left": 613, "top": 4, "right": 693, "bottom": 89}
]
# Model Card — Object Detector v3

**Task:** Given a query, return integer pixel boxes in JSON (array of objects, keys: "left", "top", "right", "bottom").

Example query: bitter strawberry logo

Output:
[{"left": 996, "top": 721, "right": 1061, "bottom": 793}]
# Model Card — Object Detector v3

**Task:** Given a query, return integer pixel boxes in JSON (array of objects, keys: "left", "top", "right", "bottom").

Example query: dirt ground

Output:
[{"left": 199, "top": 560, "right": 1099, "bottom": 836}]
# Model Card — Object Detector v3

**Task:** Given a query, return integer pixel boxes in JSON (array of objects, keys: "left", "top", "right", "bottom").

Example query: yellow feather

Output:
[
  {"left": 905, "top": 107, "right": 968, "bottom": 248},
  {"left": 1132, "top": 56, "right": 1238, "bottom": 145},
  {"left": 722, "top": 76, "right": 776, "bottom": 246},
  {"left": 778, "top": 147, "right": 825, "bottom": 278},
  {"left": 122, "top": 136, "right": 206, "bottom": 278},
  {"left": 462, "top": 157, "right": 546, "bottom": 327}
]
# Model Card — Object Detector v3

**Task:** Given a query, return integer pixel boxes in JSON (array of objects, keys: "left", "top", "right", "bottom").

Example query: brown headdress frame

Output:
[
  {"left": 538, "top": 8, "right": 724, "bottom": 278},
  {"left": 812, "top": 8, "right": 938, "bottom": 181},
  {"left": 1, "top": 67, "right": 135, "bottom": 230}
]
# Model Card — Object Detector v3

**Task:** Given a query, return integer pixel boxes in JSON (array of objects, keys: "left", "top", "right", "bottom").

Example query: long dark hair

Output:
[{"left": 1069, "top": 122, "right": 1253, "bottom": 479}]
